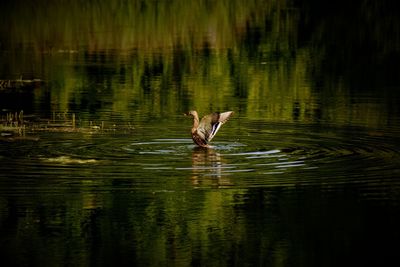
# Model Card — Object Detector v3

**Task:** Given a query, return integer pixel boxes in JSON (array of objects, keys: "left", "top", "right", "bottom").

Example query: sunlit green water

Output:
[{"left": 1, "top": 0, "right": 400, "bottom": 266}]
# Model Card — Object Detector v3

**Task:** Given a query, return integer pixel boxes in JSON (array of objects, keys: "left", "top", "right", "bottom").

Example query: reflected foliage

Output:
[
  {"left": 1, "top": 184, "right": 399, "bottom": 266},
  {"left": 1, "top": 0, "right": 400, "bottom": 266},
  {"left": 1, "top": 0, "right": 399, "bottom": 126}
]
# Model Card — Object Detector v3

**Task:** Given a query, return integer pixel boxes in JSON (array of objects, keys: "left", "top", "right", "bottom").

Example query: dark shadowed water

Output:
[{"left": 1, "top": 1, "right": 400, "bottom": 266}]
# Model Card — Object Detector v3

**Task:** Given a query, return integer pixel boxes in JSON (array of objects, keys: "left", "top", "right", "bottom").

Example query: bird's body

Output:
[{"left": 185, "top": 111, "right": 233, "bottom": 147}]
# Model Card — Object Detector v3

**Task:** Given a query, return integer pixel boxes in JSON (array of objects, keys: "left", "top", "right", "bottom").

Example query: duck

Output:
[{"left": 185, "top": 110, "right": 234, "bottom": 147}]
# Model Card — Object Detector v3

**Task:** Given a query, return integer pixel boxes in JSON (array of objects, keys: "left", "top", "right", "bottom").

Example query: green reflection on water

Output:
[
  {"left": 1, "top": 1, "right": 400, "bottom": 267},
  {"left": 1, "top": 0, "right": 286, "bottom": 51},
  {"left": 1, "top": 0, "right": 399, "bottom": 128},
  {"left": 2, "top": 185, "right": 399, "bottom": 266}
]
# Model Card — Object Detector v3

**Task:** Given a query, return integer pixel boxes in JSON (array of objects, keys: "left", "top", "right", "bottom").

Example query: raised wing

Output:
[{"left": 198, "top": 111, "right": 233, "bottom": 143}]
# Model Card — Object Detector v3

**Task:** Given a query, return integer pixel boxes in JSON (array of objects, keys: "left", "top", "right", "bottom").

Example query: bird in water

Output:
[{"left": 185, "top": 110, "right": 234, "bottom": 147}]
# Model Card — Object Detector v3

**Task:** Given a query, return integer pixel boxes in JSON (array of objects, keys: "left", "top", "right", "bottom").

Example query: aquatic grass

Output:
[
  {"left": 0, "top": 78, "right": 43, "bottom": 90},
  {"left": 0, "top": 110, "right": 135, "bottom": 140},
  {"left": 5, "top": 110, "right": 24, "bottom": 126}
]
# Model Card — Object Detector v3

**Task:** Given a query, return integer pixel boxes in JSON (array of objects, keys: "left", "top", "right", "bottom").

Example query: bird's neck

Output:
[{"left": 192, "top": 114, "right": 200, "bottom": 132}]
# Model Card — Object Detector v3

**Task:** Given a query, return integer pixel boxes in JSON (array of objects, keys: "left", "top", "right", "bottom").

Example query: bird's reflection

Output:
[{"left": 191, "top": 146, "right": 232, "bottom": 187}]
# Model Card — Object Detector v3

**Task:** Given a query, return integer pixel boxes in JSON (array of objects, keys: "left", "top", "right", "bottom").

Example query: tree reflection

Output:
[{"left": 1, "top": 0, "right": 399, "bottom": 128}]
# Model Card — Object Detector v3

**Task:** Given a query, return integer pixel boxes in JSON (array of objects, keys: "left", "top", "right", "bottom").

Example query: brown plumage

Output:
[{"left": 185, "top": 110, "right": 234, "bottom": 147}]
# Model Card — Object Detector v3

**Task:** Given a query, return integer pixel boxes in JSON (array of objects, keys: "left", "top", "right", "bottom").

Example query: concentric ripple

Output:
[{"left": 1, "top": 125, "right": 399, "bottom": 194}]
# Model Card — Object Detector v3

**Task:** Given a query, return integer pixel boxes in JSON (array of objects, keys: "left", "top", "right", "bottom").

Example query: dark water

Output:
[{"left": 1, "top": 1, "right": 400, "bottom": 266}]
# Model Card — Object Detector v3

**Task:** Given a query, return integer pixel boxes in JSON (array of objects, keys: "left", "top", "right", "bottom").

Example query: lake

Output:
[{"left": 1, "top": 0, "right": 400, "bottom": 266}]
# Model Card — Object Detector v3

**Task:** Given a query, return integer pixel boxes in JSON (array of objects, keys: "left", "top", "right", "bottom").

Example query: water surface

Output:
[{"left": 1, "top": 0, "right": 400, "bottom": 266}]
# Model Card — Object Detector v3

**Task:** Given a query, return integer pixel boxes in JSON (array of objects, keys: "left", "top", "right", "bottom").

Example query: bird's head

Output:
[{"left": 184, "top": 111, "right": 197, "bottom": 117}]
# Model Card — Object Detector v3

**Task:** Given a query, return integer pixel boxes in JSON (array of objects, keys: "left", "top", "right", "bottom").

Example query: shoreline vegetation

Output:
[
  {"left": 0, "top": 110, "right": 135, "bottom": 141},
  {"left": 0, "top": 78, "right": 43, "bottom": 90}
]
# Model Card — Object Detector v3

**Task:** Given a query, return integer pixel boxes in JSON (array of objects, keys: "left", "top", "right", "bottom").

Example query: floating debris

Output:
[{"left": 42, "top": 156, "right": 97, "bottom": 164}]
